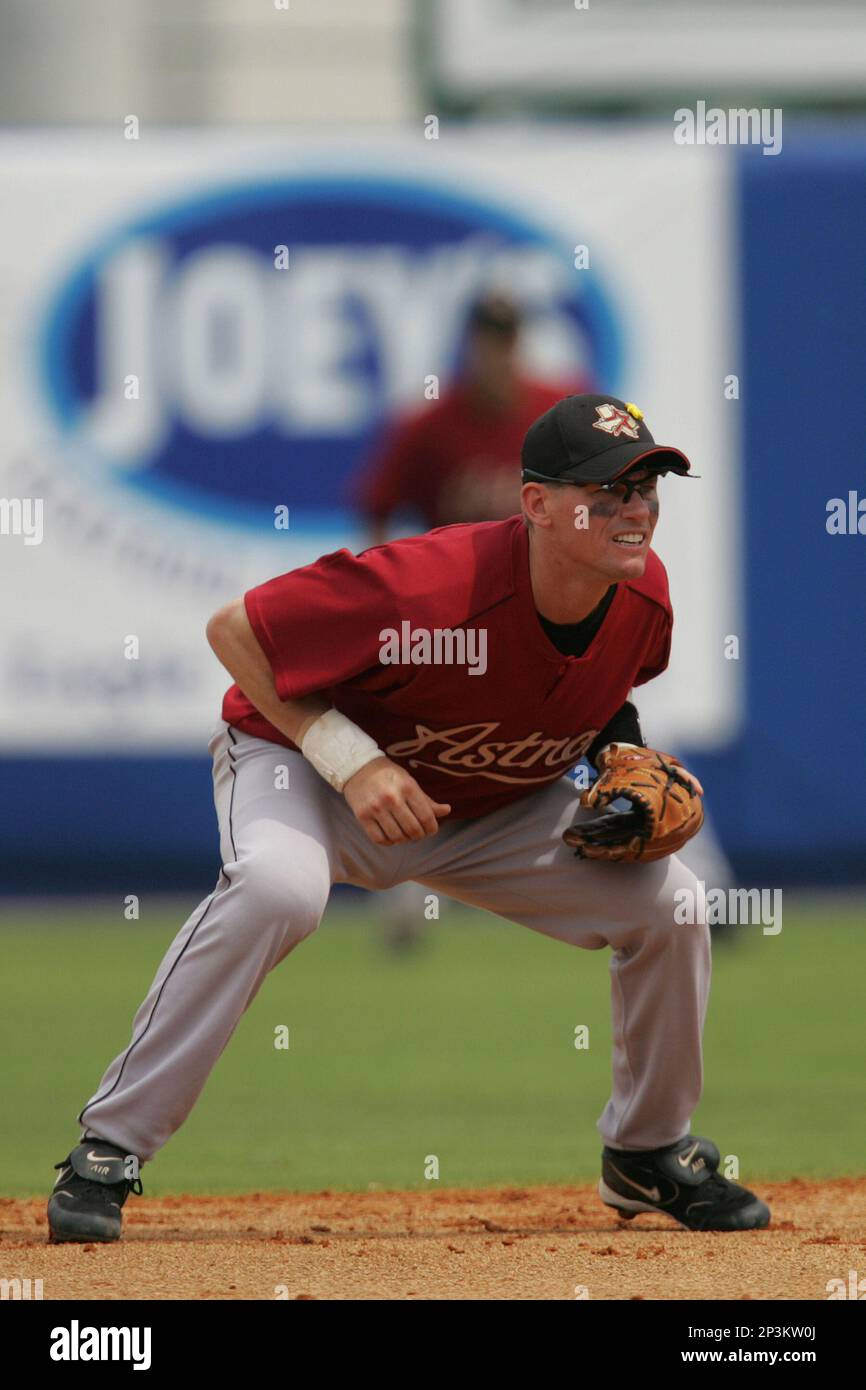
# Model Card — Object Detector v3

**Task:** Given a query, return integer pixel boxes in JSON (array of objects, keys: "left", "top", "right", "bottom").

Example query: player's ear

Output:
[{"left": 520, "top": 481, "right": 553, "bottom": 528}]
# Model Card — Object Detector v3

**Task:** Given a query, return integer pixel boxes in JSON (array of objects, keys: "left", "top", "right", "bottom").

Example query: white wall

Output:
[{"left": 0, "top": 0, "right": 415, "bottom": 125}]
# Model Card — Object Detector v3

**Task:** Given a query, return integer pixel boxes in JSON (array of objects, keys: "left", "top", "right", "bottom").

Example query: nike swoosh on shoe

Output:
[
  {"left": 54, "top": 1192, "right": 121, "bottom": 1210},
  {"left": 677, "top": 1142, "right": 701, "bottom": 1168},
  {"left": 607, "top": 1161, "right": 662, "bottom": 1203}
]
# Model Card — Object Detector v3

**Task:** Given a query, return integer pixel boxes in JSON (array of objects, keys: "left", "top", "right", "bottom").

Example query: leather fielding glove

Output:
[{"left": 563, "top": 743, "right": 704, "bottom": 863}]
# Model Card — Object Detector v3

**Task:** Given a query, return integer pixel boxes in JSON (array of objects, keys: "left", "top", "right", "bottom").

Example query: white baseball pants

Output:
[{"left": 78, "top": 721, "right": 711, "bottom": 1162}]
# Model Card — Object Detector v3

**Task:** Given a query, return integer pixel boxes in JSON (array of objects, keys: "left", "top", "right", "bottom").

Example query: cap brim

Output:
[{"left": 559, "top": 443, "right": 692, "bottom": 484}]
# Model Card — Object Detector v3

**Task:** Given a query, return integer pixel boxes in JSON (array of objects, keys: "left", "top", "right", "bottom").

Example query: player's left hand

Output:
[{"left": 563, "top": 743, "right": 704, "bottom": 864}]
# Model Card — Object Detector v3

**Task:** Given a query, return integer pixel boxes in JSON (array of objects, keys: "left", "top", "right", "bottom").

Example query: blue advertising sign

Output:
[{"left": 39, "top": 177, "right": 621, "bottom": 528}]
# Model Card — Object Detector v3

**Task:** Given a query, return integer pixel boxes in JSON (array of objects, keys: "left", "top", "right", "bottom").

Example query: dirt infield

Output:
[{"left": 3, "top": 1180, "right": 864, "bottom": 1300}]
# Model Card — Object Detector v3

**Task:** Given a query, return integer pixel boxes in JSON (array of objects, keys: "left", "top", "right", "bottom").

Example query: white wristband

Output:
[{"left": 299, "top": 709, "right": 384, "bottom": 793}]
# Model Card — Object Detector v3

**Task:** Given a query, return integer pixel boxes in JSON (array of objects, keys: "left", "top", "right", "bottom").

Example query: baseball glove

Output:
[{"left": 563, "top": 743, "right": 704, "bottom": 863}]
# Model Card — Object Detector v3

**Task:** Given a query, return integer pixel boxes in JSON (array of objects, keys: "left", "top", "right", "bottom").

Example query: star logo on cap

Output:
[{"left": 592, "top": 403, "right": 642, "bottom": 440}]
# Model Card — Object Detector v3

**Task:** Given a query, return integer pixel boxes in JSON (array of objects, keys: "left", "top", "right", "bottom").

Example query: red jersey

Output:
[
  {"left": 222, "top": 516, "right": 673, "bottom": 820},
  {"left": 353, "top": 377, "right": 576, "bottom": 527}
]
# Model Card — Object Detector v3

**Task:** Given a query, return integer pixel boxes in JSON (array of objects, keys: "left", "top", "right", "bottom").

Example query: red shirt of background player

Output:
[
  {"left": 222, "top": 516, "right": 673, "bottom": 820},
  {"left": 353, "top": 377, "right": 576, "bottom": 529}
]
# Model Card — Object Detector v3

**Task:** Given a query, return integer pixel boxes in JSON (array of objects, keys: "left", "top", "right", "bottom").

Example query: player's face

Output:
[{"left": 555, "top": 474, "right": 660, "bottom": 580}]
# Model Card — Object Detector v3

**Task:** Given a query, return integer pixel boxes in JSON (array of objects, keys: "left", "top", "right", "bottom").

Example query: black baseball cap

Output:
[{"left": 521, "top": 394, "right": 692, "bottom": 486}]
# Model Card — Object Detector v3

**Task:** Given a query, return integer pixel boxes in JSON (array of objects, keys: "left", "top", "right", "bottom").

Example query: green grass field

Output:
[{"left": 2, "top": 896, "right": 863, "bottom": 1195}]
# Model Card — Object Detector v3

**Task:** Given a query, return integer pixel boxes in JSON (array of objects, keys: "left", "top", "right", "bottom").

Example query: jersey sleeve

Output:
[
  {"left": 633, "top": 609, "right": 673, "bottom": 686},
  {"left": 244, "top": 547, "right": 398, "bottom": 701}
]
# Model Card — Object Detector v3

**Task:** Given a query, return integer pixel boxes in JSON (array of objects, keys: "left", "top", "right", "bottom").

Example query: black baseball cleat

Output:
[
  {"left": 599, "top": 1133, "right": 771, "bottom": 1232},
  {"left": 47, "top": 1140, "right": 143, "bottom": 1243}
]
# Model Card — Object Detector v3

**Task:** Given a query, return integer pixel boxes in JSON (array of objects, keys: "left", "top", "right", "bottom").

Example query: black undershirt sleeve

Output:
[{"left": 586, "top": 700, "right": 645, "bottom": 766}]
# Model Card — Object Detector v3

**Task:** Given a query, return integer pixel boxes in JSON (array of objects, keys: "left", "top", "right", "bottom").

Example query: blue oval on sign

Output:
[{"left": 38, "top": 176, "right": 622, "bottom": 530}]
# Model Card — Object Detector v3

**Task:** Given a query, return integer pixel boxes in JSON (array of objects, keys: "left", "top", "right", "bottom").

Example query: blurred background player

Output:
[{"left": 353, "top": 292, "right": 589, "bottom": 542}]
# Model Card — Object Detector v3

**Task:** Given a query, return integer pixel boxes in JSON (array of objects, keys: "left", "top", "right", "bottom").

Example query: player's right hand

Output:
[{"left": 343, "top": 756, "right": 451, "bottom": 846}]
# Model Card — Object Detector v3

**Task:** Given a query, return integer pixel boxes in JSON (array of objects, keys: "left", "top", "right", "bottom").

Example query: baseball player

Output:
[{"left": 47, "top": 394, "right": 770, "bottom": 1241}]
